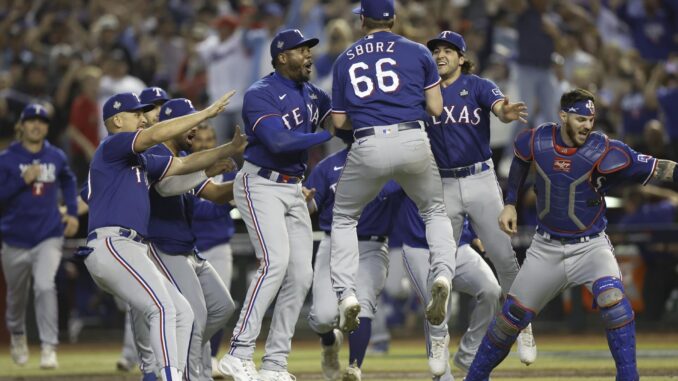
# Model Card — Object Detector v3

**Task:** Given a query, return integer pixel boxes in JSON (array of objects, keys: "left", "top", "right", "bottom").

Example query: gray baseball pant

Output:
[{"left": 1, "top": 237, "right": 63, "bottom": 346}]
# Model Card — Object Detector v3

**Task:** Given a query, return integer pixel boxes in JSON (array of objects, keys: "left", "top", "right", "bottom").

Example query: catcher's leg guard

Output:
[
  {"left": 465, "top": 296, "right": 534, "bottom": 381},
  {"left": 593, "top": 277, "right": 639, "bottom": 381}
]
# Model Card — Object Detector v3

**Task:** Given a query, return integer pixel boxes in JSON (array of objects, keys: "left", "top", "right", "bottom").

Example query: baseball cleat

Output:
[
  {"left": 40, "top": 345, "right": 58, "bottom": 369},
  {"left": 426, "top": 277, "right": 450, "bottom": 326},
  {"left": 321, "top": 329, "right": 343, "bottom": 380},
  {"left": 10, "top": 334, "right": 29, "bottom": 366},
  {"left": 218, "top": 354, "right": 258, "bottom": 381},
  {"left": 517, "top": 323, "right": 537, "bottom": 365},
  {"left": 116, "top": 356, "right": 134, "bottom": 372},
  {"left": 258, "top": 369, "right": 297, "bottom": 380},
  {"left": 341, "top": 363, "right": 361, "bottom": 381},
  {"left": 428, "top": 334, "right": 450, "bottom": 376},
  {"left": 338, "top": 295, "right": 361, "bottom": 333},
  {"left": 211, "top": 356, "right": 225, "bottom": 379}
]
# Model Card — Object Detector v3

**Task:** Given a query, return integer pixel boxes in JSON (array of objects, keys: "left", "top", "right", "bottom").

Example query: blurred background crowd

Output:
[{"left": 0, "top": 0, "right": 677, "bottom": 345}]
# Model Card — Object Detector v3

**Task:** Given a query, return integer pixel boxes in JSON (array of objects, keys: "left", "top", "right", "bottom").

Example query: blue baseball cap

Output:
[
  {"left": 427, "top": 31, "right": 467, "bottom": 54},
  {"left": 139, "top": 87, "right": 169, "bottom": 105},
  {"left": 270, "top": 29, "right": 319, "bottom": 59},
  {"left": 20, "top": 103, "right": 50, "bottom": 122},
  {"left": 352, "top": 0, "right": 395, "bottom": 20},
  {"left": 102, "top": 92, "right": 154, "bottom": 121},
  {"left": 159, "top": 98, "right": 197, "bottom": 122}
]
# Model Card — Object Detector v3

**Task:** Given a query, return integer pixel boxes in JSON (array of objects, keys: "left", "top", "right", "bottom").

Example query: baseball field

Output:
[{"left": 0, "top": 332, "right": 676, "bottom": 380}]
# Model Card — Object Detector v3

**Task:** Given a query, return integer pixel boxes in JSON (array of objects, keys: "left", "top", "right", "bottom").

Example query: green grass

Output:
[{"left": 0, "top": 333, "right": 677, "bottom": 380}]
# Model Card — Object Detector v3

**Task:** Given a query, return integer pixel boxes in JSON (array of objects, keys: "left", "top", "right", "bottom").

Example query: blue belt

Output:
[
  {"left": 536, "top": 227, "right": 600, "bottom": 245},
  {"left": 440, "top": 162, "right": 491, "bottom": 178},
  {"left": 87, "top": 228, "right": 147, "bottom": 244},
  {"left": 353, "top": 121, "right": 421, "bottom": 139},
  {"left": 325, "top": 232, "right": 387, "bottom": 243},
  {"left": 257, "top": 168, "right": 303, "bottom": 184}
]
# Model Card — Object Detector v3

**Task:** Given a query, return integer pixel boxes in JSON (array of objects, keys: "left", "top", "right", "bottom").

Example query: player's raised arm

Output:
[
  {"left": 134, "top": 90, "right": 236, "bottom": 152},
  {"left": 492, "top": 96, "right": 528, "bottom": 124},
  {"left": 164, "top": 126, "right": 247, "bottom": 177}
]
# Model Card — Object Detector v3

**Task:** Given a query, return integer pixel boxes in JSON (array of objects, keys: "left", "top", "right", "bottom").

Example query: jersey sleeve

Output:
[
  {"left": 476, "top": 77, "right": 505, "bottom": 111},
  {"left": 140, "top": 153, "right": 173, "bottom": 183},
  {"left": 0, "top": 160, "right": 27, "bottom": 201},
  {"left": 421, "top": 45, "right": 441, "bottom": 89},
  {"left": 57, "top": 149, "right": 79, "bottom": 216},
  {"left": 317, "top": 88, "right": 332, "bottom": 125},
  {"left": 242, "top": 89, "right": 282, "bottom": 133},
  {"left": 331, "top": 59, "right": 347, "bottom": 113},
  {"left": 596, "top": 140, "right": 657, "bottom": 186},
  {"left": 513, "top": 128, "right": 535, "bottom": 162},
  {"left": 102, "top": 130, "right": 142, "bottom": 162}
]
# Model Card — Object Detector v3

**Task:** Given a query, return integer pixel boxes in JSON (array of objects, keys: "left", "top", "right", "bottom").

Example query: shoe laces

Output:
[
  {"left": 430, "top": 337, "right": 447, "bottom": 359},
  {"left": 242, "top": 359, "right": 257, "bottom": 376},
  {"left": 520, "top": 330, "right": 535, "bottom": 347}
]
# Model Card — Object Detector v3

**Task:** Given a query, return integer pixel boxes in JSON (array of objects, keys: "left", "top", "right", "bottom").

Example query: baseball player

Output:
[
  {"left": 424, "top": 31, "right": 536, "bottom": 363},
  {"left": 82, "top": 90, "right": 242, "bottom": 381},
  {"left": 218, "top": 29, "right": 333, "bottom": 381},
  {"left": 398, "top": 197, "right": 501, "bottom": 378},
  {"left": 330, "top": 0, "right": 456, "bottom": 336},
  {"left": 465, "top": 88, "right": 678, "bottom": 380},
  {"left": 189, "top": 123, "right": 238, "bottom": 378},
  {"left": 0, "top": 104, "right": 78, "bottom": 369},
  {"left": 145, "top": 98, "right": 237, "bottom": 381},
  {"left": 140, "top": 87, "right": 171, "bottom": 125},
  {"left": 116, "top": 86, "right": 170, "bottom": 374},
  {"left": 304, "top": 138, "right": 406, "bottom": 381}
]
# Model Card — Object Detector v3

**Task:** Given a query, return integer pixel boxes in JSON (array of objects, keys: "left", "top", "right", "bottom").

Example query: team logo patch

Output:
[
  {"left": 568, "top": 107, "right": 577, "bottom": 112},
  {"left": 492, "top": 88, "right": 503, "bottom": 97},
  {"left": 585, "top": 99, "right": 595, "bottom": 114},
  {"left": 113, "top": 101, "right": 121, "bottom": 110},
  {"left": 553, "top": 158, "right": 572, "bottom": 172},
  {"left": 165, "top": 107, "right": 172, "bottom": 115},
  {"left": 637, "top": 154, "right": 651, "bottom": 163},
  {"left": 277, "top": 40, "right": 284, "bottom": 49},
  {"left": 309, "top": 93, "right": 318, "bottom": 100},
  {"left": 460, "top": 89, "right": 468, "bottom": 97}
]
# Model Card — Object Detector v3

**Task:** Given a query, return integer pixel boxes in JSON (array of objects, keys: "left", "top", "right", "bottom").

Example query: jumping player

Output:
[
  {"left": 465, "top": 88, "right": 678, "bottom": 380},
  {"left": 399, "top": 198, "right": 501, "bottom": 378},
  {"left": 0, "top": 104, "right": 79, "bottom": 369},
  {"left": 304, "top": 136, "right": 405, "bottom": 381},
  {"left": 83, "top": 90, "right": 242, "bottom": 381},
  {"left": 217, "top": 29, "right": 333, "bottom": 381},
  {"left": 425, "top": 30, "right": 536, "bottom": 364},
  {"left": 330, "top": 0, "right": 456, "bottom": 337}
]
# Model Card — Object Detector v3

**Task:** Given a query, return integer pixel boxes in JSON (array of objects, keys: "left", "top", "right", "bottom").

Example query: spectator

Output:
[
  {"left": 614, "top": 0, "right": 677, "bottom": 63},
  {"left": 65, "top": 66, "right": 101, "bottom": 182},
  {"left": 645, "top": 55, "right": 678, "bottom": 160}
]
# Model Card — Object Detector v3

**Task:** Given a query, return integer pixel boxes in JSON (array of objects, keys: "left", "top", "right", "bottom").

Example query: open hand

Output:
[
  {"left": 501, "top": 97, "right": 528, "bottom": 123},
  {"left": 206, "top": 90, "right": 236, "bottom": 118}
]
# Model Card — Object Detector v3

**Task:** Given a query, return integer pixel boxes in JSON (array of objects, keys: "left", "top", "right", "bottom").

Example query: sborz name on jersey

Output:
[{"left": 346, "top": 42, "right": 395, "bottom": 60}]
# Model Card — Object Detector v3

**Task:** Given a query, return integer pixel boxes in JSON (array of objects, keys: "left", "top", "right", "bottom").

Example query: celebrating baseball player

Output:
[
  {"left": 398, "top": 198, "right": 501, "bottom": 379},
  {"left": 145, "top": 98, "right": 238, "bottom": 381},
  {"left": 304, "top": 135, "right": 406, "bottom": 381},
  {"left": 465, "top": 88, "right": 678, "bottom": 380},
  {"left": 82, "top": 90, "right": 242, "bottom": 381},
  {"left": 330, "top": 0, "right": 456, "bottom": 337},
  {"left": 0, "top": 104, "right": 78, "bottom": 369},
  {"left": 425, "top": 30, "right": 537, "bottom": 364},
  {"left": 217, "top": 29, "right": 333, "bottom": 381}
]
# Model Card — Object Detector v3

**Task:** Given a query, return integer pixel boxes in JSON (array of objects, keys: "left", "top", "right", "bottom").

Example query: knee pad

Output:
[
  {"left": 593, "top": 277, "right": 634, "bottom": 329},
  {"left": 488, "top": 296, "right": 534, "bottom": 348}
]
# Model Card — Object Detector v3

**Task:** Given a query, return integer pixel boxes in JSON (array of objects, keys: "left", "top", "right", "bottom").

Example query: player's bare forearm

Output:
[
  {"left": 332, "top": 113, "right": 349, "bottom": 130},
  {"left": 167, "top": 145, "right": 232, "bottom": 177},
  {"left": 135, "top": 90, "right": 236, "bottom": 151},
  {"left": 199, "top": 181, "right": 234, "bottom": 205},
  {"left": 651, "top": 159, "right": 678, "bottom": 182}
]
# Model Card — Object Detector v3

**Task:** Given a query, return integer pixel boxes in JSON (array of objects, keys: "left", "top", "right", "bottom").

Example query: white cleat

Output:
[
  {"left": 517, "top": 323, "right": 537, "bottom": 365},
  {"left": 10, "top": 334, "right": 29, "bottom": 366},
  {"left": 258, "top": 369, "right": 297, "bottom": 380},
  {"left": 40, "top": 345, "right": 58, "bottom": 369},
  {"left": 321, "top": 329, "right": 343, "bottom": 380},
  {"left": 341, "top": 364, "right": 361, "bottom": 381},
  {"left": 212, "top": 356, "right": 225, "bottom": 379},
  {"left": 338, "top": 295, "right": 361, "bottom": 333},
  {"left": 116, "top": 356, "right": 134, "bottom": 372},
  {"left": 217, "top": 354, "right": 259, "bottom": 381},
  {"left": 426, "top": 277, "right": 450, "bottom": 326},
  {"left": 428, "top": 334, "right": 450, "bottom": 376}
]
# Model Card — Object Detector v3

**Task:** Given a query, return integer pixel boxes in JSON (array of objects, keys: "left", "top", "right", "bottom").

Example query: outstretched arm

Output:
[{"left": 164, "top": 126, "right": 247, "bottom": 177}]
